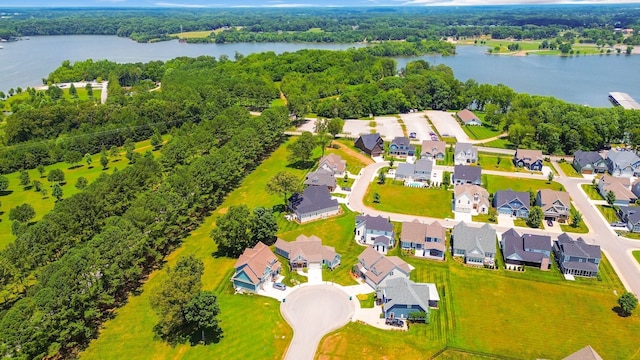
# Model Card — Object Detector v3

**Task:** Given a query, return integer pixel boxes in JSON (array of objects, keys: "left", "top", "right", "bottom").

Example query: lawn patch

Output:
[
  {"left": 364, "top": 182, "right": 453, "bottom": 219},
  {"left": 478, "top": 152, "right": 515, "bottom": 172},
  {"left": 581, "top": 184, "right": 603, "bottom": 200},
  {"left": 483, "top": 174, "right": 563, "bottom": 194},
  {"left": 462, "top": 125, "right": 502, "bottom": 140},
  {"left": 357, "top": 293, "right": 375, "bottom": 308},
  {"left": 633, "top": 251, "right": 640, "bottom": 264},
  {"left": 557, "top": 161, "right": 582, "bottom": 178},
  {"left": 481, "top": 137, "right": 514, "bottom": 149},
  {"left": 596, "top": 205, "right": 619, "bottom": 223}
]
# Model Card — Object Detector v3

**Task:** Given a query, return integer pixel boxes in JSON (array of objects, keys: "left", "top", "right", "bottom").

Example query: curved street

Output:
[{"left": 347, "top": 158, "right": 640, "bottom": 296}]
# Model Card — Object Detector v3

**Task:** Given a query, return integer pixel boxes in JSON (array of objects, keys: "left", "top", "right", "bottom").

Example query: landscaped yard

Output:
[
  {"left": 478, "top": 152, "right": 516, "bottom": 172},
  {"left": 557, "top": 161, "right": 582, "bottom": 178},
  {"left": 462, "top": 125, "right": 502, "bottom": 140},
  {"left": 596, "top": 205, "right": 619, "bottom": 223},
  {"left": 482, "top": 174, "right": 564, "bottom": 194},
  {"left": 364, "top": 182, "right": 453, "bottom": 219},
  {"left": 560, "top": 205, "right": 589, "bottom": 234},
  {"left": 581, "top": 184, "right": 603, "bottom": 200}
]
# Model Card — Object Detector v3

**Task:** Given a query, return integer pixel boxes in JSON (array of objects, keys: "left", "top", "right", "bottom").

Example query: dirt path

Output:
[
  {"left": 471, "top": 132, "right": 508, "bottom": 144},
  {"left": 334, "top": 141, "right": 374, "bottom": 167}
]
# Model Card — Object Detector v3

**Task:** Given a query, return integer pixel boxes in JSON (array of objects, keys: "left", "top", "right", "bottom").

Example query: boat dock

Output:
[{"left": 609, "top": 92, "right": 640, "bottom": 110}]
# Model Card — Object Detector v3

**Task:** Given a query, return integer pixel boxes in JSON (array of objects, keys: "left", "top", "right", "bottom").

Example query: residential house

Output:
[
  {"left": 500, "top": 229, "right": 551, "bottom": 270},
  {"left": 605, "top": 150, "right": 640, "bottom": 177},
  {"left": 304, "top": 169, "right": 337, "bottom": 192},
  {"left": 355, "top": 133, "right": 384, "bottom": 157},
  {"left": 355, "top": 247, "right": 413, "bottom": 289},
  {"left": 377, "top": 278, "right": 440, "bottom": 320},
  {"left": 572, "top": 150, "right": 607, "bottom": 174},
  {"left": 421, "top": 140, "right": 446, "bottom": 160},
  {"left": 617, "top": 206, "right": 640, "bottom": 233},
  {"left": 553, "top": 233, "right": 601, "bottom": 278},
  {"left": 389, "top": 136, "right": 415, "bottom": 158},
  {"left": 632, "top": 179, "right": 640, "bottom": 199},
  {"left": 563, "top": 346, "right": 603, "bottom": 360},
  {"left": 494, "top": 190, "right": 530, "bottom": 218},
  {"left": 453, "top": 165, "right": 482, "bottom": 185},
  {"left": 400, "top": 219, "right": 446, "bottom": 259},
  {"left": 355, "top": 215, "right": 395, "bottom": 254},
  {"left": 231, "top": 242, "right": 281, "bottom": 293},
  {"left": 288, "top": 186, "right": 340, "bottom": 223},
  {"left": 536, "top": 189, "right": 571, "bottom": 222},
  {"left": 451, "top": 222, "right": 497, "bottom": 266},
  {"left": 457, "top": 109, "right": 482, "bottom": 126},
  {"left": 454, "top": 142, "right": 478, "bottom": 165},
  {"left": 454, "top": 184, "right": 490, "bottom": 215},
  {"left": 274, "top": 235, "right": 341, "bottom": 270},
  {"left": 598, "top": 174, "right": 636, "bottom": 206},
  {"left": 513, "top": 149, "right": 544, "bottom": 171},
  {"left": 318, "top": 153, "right": 347, "bottom": 176},
  {"left": 394, "top": 159, "right": 433, "bottom": 184}
]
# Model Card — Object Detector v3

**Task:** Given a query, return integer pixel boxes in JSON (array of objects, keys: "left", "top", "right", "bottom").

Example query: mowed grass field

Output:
[
  {"left": 482, "top": 174, "right": 564, "bottom": 194},
  {"left": 462, "top": 125, "right": 502, "bottom": 140},
  {"left": 557, "top": 161, "right": 582, "bottom": 178},
  {"left": 0, "top": 136, "right": 167, "bottom": 249},
  {"left": 478, "top": 152, "right": 516, "bottom": 172},
  {"left": 364, "top": 182, "right": 453, "bottom": 219}
]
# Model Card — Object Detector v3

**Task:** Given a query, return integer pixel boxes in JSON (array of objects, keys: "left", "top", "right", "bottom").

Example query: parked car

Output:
[
  {"left": 385, "top": 318, "right": 404, "bottom": 327},
  {"left": 610, "top": 222, "right": 627, "bottom": 228},
  {"left": 409, "top": 132, "right": 417, "bottom": 139},
  {"left": 273, "top": 282, "right": 286, "bottom": 291},
  {"left": 547, "top": 219, "right": 553, "bottom": 227}
]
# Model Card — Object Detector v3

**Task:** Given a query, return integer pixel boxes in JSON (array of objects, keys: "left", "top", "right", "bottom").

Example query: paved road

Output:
[
  {"left": 349, "top": 160, "right": 640, "bottom": 296},
  {"left": 281, "top": 285, "right": 355, "bottom": 360}
]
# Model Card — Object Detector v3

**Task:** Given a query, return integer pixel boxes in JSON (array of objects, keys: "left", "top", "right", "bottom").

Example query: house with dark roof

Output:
[
  {"left": 454, "top": 184, "right": 490, "bottom": 215},
  {"left": 318, "top": 153, "right": 347, "bottom": 176},
  {"left": 304, "top": 169, "right": 337, "bottom": 192},
  {"left": 514, "top": 149, "right": 544, "bottom": 171},
  {"left": 500, "top": 229, "right": 551, "bottom": 270},
  {"left": 288, "top": 186, "right": 340, "bottom": 223},
  {"left": 572, "top": 150, "right": 607, "bottom": 174},
  {"left": 606, "top": 150, "right": 640, "bottom": 177},
  {"left": 355, "top": 133, "right": 384, "bottom": 157},
  {"left": 377, "top": 278, "right": 440, "bottom": 320},
  {"left": 421, "top": 140, "right": 446, "bottom": 160},
  {"left": 274, "top": 235, "right": 341, "bottom": 270},
  {"left": 452, "top": 222, "right": 497, "bottom": 266},
  {"left": 454, "top": 142, "right": 478, "bottom": 165},
  {"left": 400, "top": 220, "right": 446, "bottom": 259},
  {"left": 389, "top": 136, "right": 415, "bottom": 158},
  {"left": 394, "top": 159, "right": 433, "bottom": 184},
  {"left": 598, "top": 174, "right": 636, "bottom": 206},
  {"left": 632, "top": 179, "right": 640, "bottom": 199},
  {"left": 355, "top": 247, "right": 413, "bottom": 289},
  {"left": 355, "top": 215, "right": 395, "bottom": 254},
  {"left": 494, "top": 190, "right": 530, "bottom": 218},
  {"left": 553, "top": 233, "right": 601, "bottom": 278},
  {"left": 453, "top": 165, "right": 482, "bottom": 185},
  {"left": 617, "top": 206, "right": 640, "bottom": 233},
  {"left": 232, "top": 242, "right": 281, "bottom": 293},
  {"left": 457, "top": 109, "right": 482, "bottom": 126},
  {"left": 536, "top": 189, "right": 571, "bottom": 222}
]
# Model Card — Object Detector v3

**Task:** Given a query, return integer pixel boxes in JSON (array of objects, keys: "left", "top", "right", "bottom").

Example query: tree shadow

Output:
[
  {"left": 68, "top": 164, "right": 84, "bottom": 170},
  {"left": 0, "top": 190, "right": 13, "bottom": 196},
  {"left": 612, "top": 306, "right": 631, "bottom": 317},
  {"left": 286, "top": 160, "right": 315, "bottom": 170},
  {"left": 271, "top": 204, "right": 287, "bottom": 214},
  {"left": 23, "top": 185, "right": 33, "bottom": 191},
  {"left": 188, "top": 329, "right": 223, "bottom": 346}
]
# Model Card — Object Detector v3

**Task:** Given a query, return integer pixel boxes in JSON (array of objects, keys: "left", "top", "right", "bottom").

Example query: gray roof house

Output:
[
  {"left": 355, "top": 247, "right": 413, "bottom": 289},
  {"left": 394, "top": 159, "right": 433, "bottom": 184},
  {"left": 355, "top": 214, "right": 395, "bottom": 254},
  {"left": 454, "top": 142, "right": 478, "bottom": 165},
  {"left": 288, "top": 186, "right": 340, "bottom": 223},
  {"left": 617, "top": 206, "right": 640, "bottom": 233},
  {"left": 377, "top": 278, "right": 440, "bottom": 320},
  {"left": 400, "top": 219, "right": 446, "bottom": 260},
  {"left": 606, "top": 150, "right": 640, "bottom": 177},
  {"left": 421, "top": 140, "right": 446, "bottom": 160},
  {"left": 389, "top": 136, "right": 415, "bottom": 158},
  {"left": 500, "top": 228, "right": 551, "bottom": 270},
  {"left": 494, "top": 190, "right": 530, "bottom": 218},
  {"left": 453, "top": 165, "right": 482, "bottom": 185},
  {"left": 553, "top": 233, "right": 601, "bottom": 278},
  {"left": 598, "top": 174, "right": 636, "bottom": 206},
  {"left": 536, "top": 189, "right": 571, "bottom": 222},
  {"left": 355, "top": 133, "right": 384, "bottom": 157},
  {"left": 452, "top": 222, "right": 497, "bottom": 266},
  {"left": 457, "top": 109, "right": 482, "bottom": 126},
  {"left": 572, "top": 150, "right": 607, "bottom": 174},
  {"left": 304, "top": 169, "right": 337, "bottom": 192},
  {"left": 274, "top": 235, "right": 341, "bottom": 270}
]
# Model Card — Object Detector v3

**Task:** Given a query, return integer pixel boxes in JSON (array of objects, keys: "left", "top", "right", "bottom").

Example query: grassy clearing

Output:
[
  {"left": 270, "top": 98, "right": 286, "bottom": 107},
  {"left": 327, "top": 143, "right": 372, "bottom": 175},
  {"left": 478, "top": 152, "right": 515, "bottom": 172},
  {"left": 480, "top": 137, "right": 514, "bottom": 149},
  {"left": 633, "top": 251, "right": 640, "bottom": 264},
  {"left": 170, "top": 30, "right": 214, "bottom": 38},
  {"left": 0, "top": 136, "right": 167, "bottom": 249},
  {"left": 462, "top": 126, "right": 502, "bottom": 140},
  {"left": 357, "top": 293, "right": 375, "bottom": 308},
  {"left": 482, "top": 174, "right": 564, "bottom": 194},
  {"left": 557, "top": 161, "right": 582, "bottom": 178},
  {"left": 364, "top": 182, "right": 453, "bottom": 219},
  {"left": 582, "top": 184, "right": 604, "bottom": 200},
  {"left": 596, "top": 205, "right": 619, "bottom": 223}
]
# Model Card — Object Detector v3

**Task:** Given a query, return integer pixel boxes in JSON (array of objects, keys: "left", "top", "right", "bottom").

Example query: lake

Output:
[{"left": 1, "top": 35, "right": 639, "bottom": 107}]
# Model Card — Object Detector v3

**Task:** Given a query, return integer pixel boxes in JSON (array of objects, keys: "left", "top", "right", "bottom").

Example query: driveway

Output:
[
  {"left": 281, "top": 285, "right": 355, "bottom": 360},
  {"left": 426, "top": 110, "right": 470, "bottom": 142},
  {"left": 400, "top": 112, "right": 433, "bottom": 142},
  {"left": 306, "top": 263, "right": 323, "bottom": 284}
]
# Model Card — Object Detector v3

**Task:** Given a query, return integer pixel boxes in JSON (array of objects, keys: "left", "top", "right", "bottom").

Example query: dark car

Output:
[
  {"left": 385, "top": 318, "right": 404, "bottom": 327},
  {"left": 547, "top": 219, "right": 553, "bottom": 227},
  {"left": 409, "top": 132, "right": 417, "bottom": 139},
  {"left": 273, "top": 282, "right": 286, "bottom": 291}
]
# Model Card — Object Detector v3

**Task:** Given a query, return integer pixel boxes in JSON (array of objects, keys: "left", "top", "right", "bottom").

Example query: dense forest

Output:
[{"left": 0, "top": 6, "right": 640, "bottom": 44}]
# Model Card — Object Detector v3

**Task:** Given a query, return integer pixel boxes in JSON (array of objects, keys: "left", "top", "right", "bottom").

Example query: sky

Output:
[{"left": 2, "top": 0, "right": 640, "bottom": 7}]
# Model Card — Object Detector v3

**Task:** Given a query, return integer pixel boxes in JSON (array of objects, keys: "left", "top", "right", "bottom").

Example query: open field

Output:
[
  {"left": 461, "top": 126, "right": 502, "bottom": 140},
  {"left": 0, "top": 136, "right": 167, "bottom": 249},
  {"left": 170, "top": 30, "right": 214, "bottom": 38},
  {"left": 582, "top": 184, "right": 604, "bottom": 200},
  {"left": 478, "top": 152, "right": 515, "bottom": 172},
  {"left": 462, "top": 40, "right": 606, "bottom": 56},
  {"left": 480, "top": 137, "right": 514, "bottom": 149},
  {"left": 364, "top": 182, "right": 453, "bottom": 219},
  {"left": 557, "top": 161, "right": 582, "bottom": 178},
  {"left": 482, "top": 174, "right": 563, "bottom": 194}
]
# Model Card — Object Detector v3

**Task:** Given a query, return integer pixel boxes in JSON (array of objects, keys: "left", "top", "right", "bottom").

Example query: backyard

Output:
[{"left": 363, "top": 182, "right": 453, "bottom": 219}]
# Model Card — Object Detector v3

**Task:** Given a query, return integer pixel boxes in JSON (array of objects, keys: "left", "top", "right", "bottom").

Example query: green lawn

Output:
[
  {"left": 596, "top": 205, "right": 619, "bottom": 223},
  {"left": 560, "top": 205, "right": 589, "bottom": 233},
  {"left": 633, "top": 251, "right": 640, "bottom": 264},
  {"left": 478, "top": 152, "right": 515, "bottom": 172},
  {"left": 557, "top": 161, "right": 582, "bottom": 178},
  {"left": 462, "top": 125, "right": 502, "bottom": 140},
  {"left": 336, "top": 176, "right": 355, "bottom": 190},
  {"left": 170, "top": 30, "right": 214, "bottom": 38},
  {"left": 619, "top": 232, "right": 640, "bottom": 240},
  {"left": 482, "top": 174, "right": 564, "bottom": 194},
  {"left": 0, "top": 136, "right": 168, "bottom": 249},
  {"left": 364, "top": 182, "right": 453, "bottom": 219},
  {"left": 581, "top": 184, "right": 604, "bottom": 200},
  {"left": 481, "top": 137, "right": 514, "bottom": 149},
  {"left": 471, "top": 213, "right": 496, "bottom": 224},
  {"left": 357, "top": 293, "right": 375, "bottom": 308}
]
